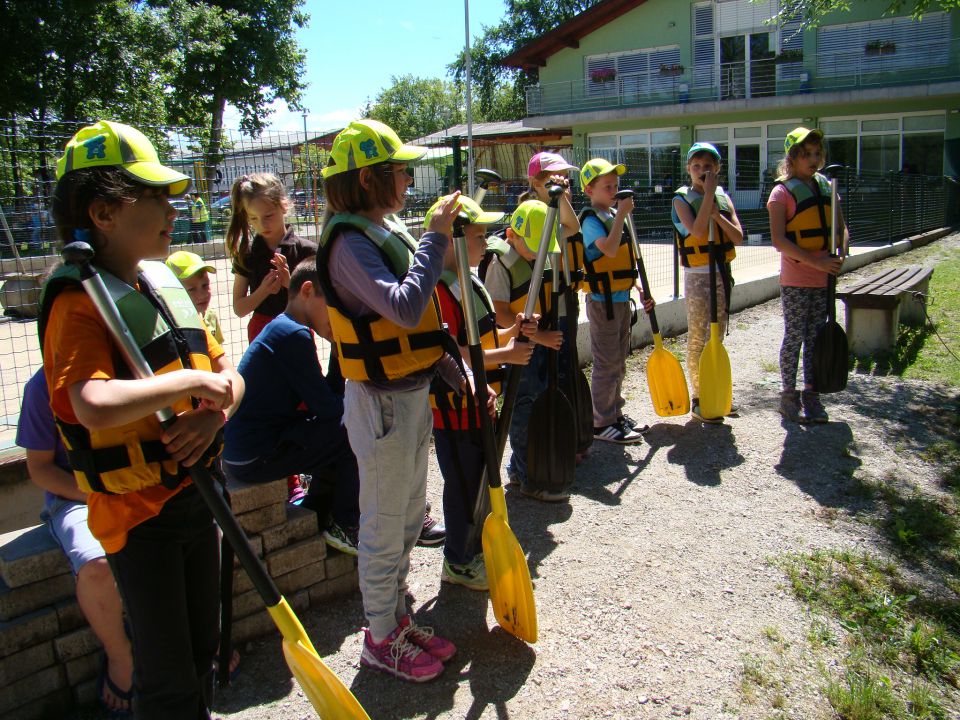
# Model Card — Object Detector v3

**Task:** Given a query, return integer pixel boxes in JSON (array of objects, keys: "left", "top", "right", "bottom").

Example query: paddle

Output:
[
  {"left": 812, "top": 176, "right": 849, "bottom": 393},
  {"left": 495, "top": 185, "right": 564, "bottom": 462},
  {"left": 696, "top": 220, "right": 733, "bottom": 419},
  {"left": 473, "top": 168, "right": 502, "bottom": 206},
  {"left": 557, "top": 233, "right": 594, "bottom": 452},
  {"left": 453, "top": 234, "right": 538, "bottom": 644},
  {"left": 618, "top": 190, "right": 690, "bottom": 416},
  {"left": 526, "top": 245, "right": 577, "bottom": 495},
  {"left": 62, "top": 242, "right": 370, "bottom": 720}
]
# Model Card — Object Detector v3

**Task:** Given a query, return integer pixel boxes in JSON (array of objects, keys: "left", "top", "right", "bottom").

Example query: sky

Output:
[{"left": 224, "top": 0, "right": 509, "bottom": 135}]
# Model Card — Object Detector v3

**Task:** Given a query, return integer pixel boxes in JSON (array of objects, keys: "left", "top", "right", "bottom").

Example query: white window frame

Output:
[{"left": 818, "top": 111, "right": 946, "bottom": 173}]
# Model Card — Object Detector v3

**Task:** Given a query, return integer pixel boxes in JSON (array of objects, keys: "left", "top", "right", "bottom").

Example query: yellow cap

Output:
[
  {"left": 423, "top": 195, "right": 504, "bottom": 230},
  {"left": 784, "top": 127, "right": 824, "bottom": 154},
  {"left": 165, "top": 250, "right": 216, "bottom": 280},
  {"left": 579, "top": 158, "right": 626, "bottom": 188},
  {"left": 321, "top": 119, "right": 427, "bottom": 178},
  {"left": 509, "top": 200, "right": 560, "bottom": 254},
  {"left": 56, "top": 120, "right": 191, "bottom": 196}
]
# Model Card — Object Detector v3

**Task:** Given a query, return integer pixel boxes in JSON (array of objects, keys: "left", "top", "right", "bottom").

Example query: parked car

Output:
[
  {"left": 170, "top": 199, "right": 190, "bottom": 218},
  {"left": 211, "top": 195, "right": 232, "bottom": 219}
]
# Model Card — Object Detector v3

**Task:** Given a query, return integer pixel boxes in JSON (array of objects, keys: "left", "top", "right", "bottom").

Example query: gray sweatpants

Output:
[
  {"left": 586, "top": 296, "right": 631, "bottom": 427},
  {"left": 684, "top": 271, "right": 728, "bottom": 399},
  {"left": 344, "top": 380, "right": 432, "bottom": 641}
]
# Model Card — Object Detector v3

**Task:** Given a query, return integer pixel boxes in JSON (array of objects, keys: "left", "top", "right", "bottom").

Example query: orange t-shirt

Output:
[{"left": 43, "top": 286, "right": 225, "bottom": 553}]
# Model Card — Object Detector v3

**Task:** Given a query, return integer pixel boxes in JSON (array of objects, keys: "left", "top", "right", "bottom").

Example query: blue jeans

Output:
[{"left": 506, "top": 344, "right": 548, "bottom": 484}]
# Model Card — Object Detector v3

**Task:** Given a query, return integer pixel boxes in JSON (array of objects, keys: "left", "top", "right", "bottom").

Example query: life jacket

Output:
[
  {"left": 477, "top": 235, "right": 552, "bottom": 321},
  {"left": 578, "top": 207, "right": 639, "bottom": 320},
  {"left": 560, "top": 231, "right": 585, "bottom": 292},
  {"left": 429, "top": 270, "right": 504, "bottom": 416},
  {"left": 672, "top": 186, "right": 737, "bottom": 268},
  {"left": 774, "top": 173, "right": 832, "bottom": 252},
  {"left": 317, "top": 213, "right": 446, "bottom": 382},
  {"left": 191, "top": 197, "right": 209, "bottom": 223},
  {"left": 38, "top": 262, "right": 216, "bottom": 495}
]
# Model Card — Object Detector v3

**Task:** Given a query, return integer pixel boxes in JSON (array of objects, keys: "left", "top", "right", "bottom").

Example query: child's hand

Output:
[
  {"left": 533, "top": 328, "right": 563, "bottom": 350},
  {"left": 548, "top": 174, "right": 571, "bottom": 195},
  {"left": 427, "top": 191, "right": 462, "bottom": 237},
  {"left": 615, "top": 195, "right": 635, "bottom": 216},
  {"left": 162, "top": 408, "right": 225, "bottom": 467},
  {"left": 193, "top": 371, "right": 234, "bottom": 411},
  {"left": 817, "top": 255, "right": 844, "bottom": 276},
  {"left": 261, "top": 270, "right": 283, "bottom": 295},
  {"left": 639, "top": 294, "right": 655, "bottom": 313},
  {"left": 485, "top": 384, "right": 497, "bottom": 420},
  {"left": 272, "top": 252, "right": 290, "bottom": 288},
  {"left": 502, "top": 336, "right": 535, "bottom": 366},
  {"left": 513, "top": 312, "right": 540, "bottom": 339},
  {"left": 701, "top": 169, "right": 719, "bottom": 194}
]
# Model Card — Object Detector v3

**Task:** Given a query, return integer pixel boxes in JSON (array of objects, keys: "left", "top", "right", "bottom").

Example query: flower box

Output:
[
  {"left": 590, "top": 68, "right": 617, "bottom": 83},
  {"left": 659, "top": 64, "right": 684, "bottom": 77},
  {"left": 864, "top": 40, "right": 896, "bottom": 56},
  {"left": 774, "top": 50, "right": 803, "bottom": 64}
]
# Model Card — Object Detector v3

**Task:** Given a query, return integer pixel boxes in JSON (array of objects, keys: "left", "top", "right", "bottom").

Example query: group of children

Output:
[{"left": 19, "top": 116, "right": 846, "bottom": 715}]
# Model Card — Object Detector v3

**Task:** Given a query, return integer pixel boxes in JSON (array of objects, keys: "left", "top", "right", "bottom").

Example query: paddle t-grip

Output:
[{"left": 472, "top": 168, "right": 502, "bottom": 205}]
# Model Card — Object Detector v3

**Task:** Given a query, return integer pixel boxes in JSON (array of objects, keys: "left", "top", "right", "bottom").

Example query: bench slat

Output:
[{"left": 838, "top": 265, "right": 933, "bottom": 299}]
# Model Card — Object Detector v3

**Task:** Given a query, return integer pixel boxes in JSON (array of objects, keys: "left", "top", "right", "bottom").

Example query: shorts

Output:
[{"left": 41, "top": 496, "right": 106, "bottom": 576}]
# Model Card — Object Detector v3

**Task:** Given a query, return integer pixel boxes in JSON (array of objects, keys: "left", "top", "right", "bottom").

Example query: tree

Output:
[
  {"left": 449, "top": 0, "right": 601, "bottom": 121},
  {"left": 769, "top": 0, "right": 960, "bottom": 29},
  {"left": 364, "top": 75, "right": 464, "bottom": 142}
]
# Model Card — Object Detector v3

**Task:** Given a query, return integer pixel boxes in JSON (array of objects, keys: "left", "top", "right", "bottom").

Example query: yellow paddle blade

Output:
[
  {"left": 698, "top": 322, "right": 732, "bottom": 419},
  {"left": 482, "top": 487, "right": 538, "bottom": 643},
  {"left": 268, "top": 600, "right": 370, "bottom": 720},
  {"left": 647, "top": 334, "right": 690, "bottom": 416}
]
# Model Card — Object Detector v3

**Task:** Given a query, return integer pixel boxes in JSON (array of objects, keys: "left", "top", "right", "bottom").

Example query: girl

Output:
[
  {"left": 42, "top": 120, "right": 243, "bottom": 718},
  {"left": 225, "top": 173, "right": 317, "bottom": 343},
  {"left": 767, "top": 127, "right": 846, "bottom": 423},
  {"left": 672, "top": 142, "right": 744, "bottom": 423},
  {"left": 522, "top": 151, "right": 581, "bottom": 240},
  {"left": 318, "top": 119, "right": 463, "bottom": 682}
]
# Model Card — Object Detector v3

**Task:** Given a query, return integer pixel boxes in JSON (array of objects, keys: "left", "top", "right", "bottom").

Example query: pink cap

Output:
[{"left": 528, "top": 151, "right": 578, "bottom": 177}]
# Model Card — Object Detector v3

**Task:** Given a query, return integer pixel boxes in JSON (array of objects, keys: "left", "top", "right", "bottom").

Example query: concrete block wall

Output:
[{"left": 0, "top": 476, "right": 357, "bottom": 719}]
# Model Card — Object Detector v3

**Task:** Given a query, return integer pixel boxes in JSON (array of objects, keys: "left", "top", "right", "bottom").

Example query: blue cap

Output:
[{"left": 685, "top": 142, "right": 722, "bottom": 163}]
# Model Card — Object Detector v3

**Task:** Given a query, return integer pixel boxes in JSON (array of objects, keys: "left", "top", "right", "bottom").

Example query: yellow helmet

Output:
[
  {"left": 56, "top": 120, "right": 191, "bottom": 196},
  {"left": 509, "top": 200, "right": 560, "bottom": 254},
  {"left": 423, "top": 195, "right": 504, "bottom": 230},
  {"left": 579, "top": 158, "right": 626, "bottom": 188},
  {"left": 322, "top": 119, "right": 426, "bottom": 178}
]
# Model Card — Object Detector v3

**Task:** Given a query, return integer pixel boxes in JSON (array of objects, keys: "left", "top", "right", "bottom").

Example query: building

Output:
[{"left": 504, "top": 0, "right": 959, "bottom": 210}]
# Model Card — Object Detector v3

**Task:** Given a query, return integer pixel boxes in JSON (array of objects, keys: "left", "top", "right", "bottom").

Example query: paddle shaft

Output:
[
  {"left": 618, "top": 189, "right": 661, "bottom": 335},
  {"left": 827, "top": 178, "right": 839, "bottom": 323},
  {"left": 708, "top": 219, "right": 719, "bottom": 325}
]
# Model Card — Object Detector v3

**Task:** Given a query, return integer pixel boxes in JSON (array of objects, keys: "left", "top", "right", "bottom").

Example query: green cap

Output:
[
  {"left": 685, "top": 142, "right": 722, "bottom": 163},
  {"left": 165, "top": 250, "right": 216, "bottom": 280},
  {"left": 322, "top": 119, "right": 426, "bottom": 178},
  {"left": 509, "top": 200, "right": 560, "bottom": 254},
  {"left": 56, "top": 120, "right": 191, "bottom": 196},
  {"left": 423, "top": 195, "right": 505, "bottom": 230},
  {"left": 579, "top": 158, "right": 626, "bottom": 188},
  {"left": 784, "top": 127, "right": 823, "bottom": 154}
]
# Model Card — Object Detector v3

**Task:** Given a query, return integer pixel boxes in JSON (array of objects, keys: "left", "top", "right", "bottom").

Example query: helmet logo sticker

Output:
[
  {"left": 514, "top": 215, "right": 524, "bottom": 231},
  {"left": 359, "top": 139, "right": 379, "bottom": 160},
  {"left": 83, "top": 135, "right": 107, "bottom": 160}
]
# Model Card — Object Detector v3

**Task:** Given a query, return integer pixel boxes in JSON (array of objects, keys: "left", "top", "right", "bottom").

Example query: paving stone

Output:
[
  {"left": 233, "top": 567, "right": 253, "bottom": 596},
  {"left": 54, "top": 625, "right": 100, "bottom": 663},
  {"left": 275, "top": 559, "right": 325, "bottom": 598},
  {"left": 0, "top": 606, "right": 59, "bottom": 659},
  {"left": 73, "top": 677, "right": 99, "bottom": 708},
  {"left": 0, "top": 572, "right": 75, "bottom": 622},
  {"left": 265, "top": 536, "right": 326, "bottom": 577},
  {"left": 225, "top": 478, "right": 287, "bottom": 515},
  {"left": 0, "top": 641, "right": 54, "bottom": 687},
  {"left": 54, "top": 598, "right": 86, "bottom": 634},
  {"left": 0, "top": 525, "right": 70, "bottom": 589},
  {"left": 259, "top": 522, "right": 289, "bottom": 555},
  {"left": 231, "top": 607, "right": 275, "bottom": 646},
  {"left": 236, "top": 503, "right": 287, "bottom": 536},
  {"left": 0, "top": 687, "right": 72, "bottom": 720},
  {"left": 307, "top": 570, "right": 360, "bottom": 605},
  {"left": 0, "top": 664, "right": 65, "bottom": 714},
  {"left": 285, "top": 504, "right": 321, "bottom": 545},
  {"left": 64, "top": 650, "right": 99, "bottom": 686},
  {"left": 323, "top": 551, "right": 357, "bottom": 580},
  {"left": 231, "top": 534, "right": 263, "bottom": 567},
  {"left": 231, "top": 588, "right": 264, "bottom": 621}
]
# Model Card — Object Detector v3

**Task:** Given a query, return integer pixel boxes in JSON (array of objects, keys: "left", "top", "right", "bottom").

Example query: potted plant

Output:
[
  {"left": 659, "top": 63, "right": 685, "bottom": 77},
  {"left": 865, "top": 40, "right": 896, "bottom": 56},
  {"left": 590, "top": 67, "right": 617, "bottom": 84},
  {"left": 774, "top": 49, "right": 803, "bottom": 64}
]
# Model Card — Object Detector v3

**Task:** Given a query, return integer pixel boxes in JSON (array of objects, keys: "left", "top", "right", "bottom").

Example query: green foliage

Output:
[
  {"left": 768, "top": 0, "right": 960, "bottom": 29},
  {"left": 824, "top": 661, "right": 903, "bottom": 720},
  {"left": 364, "top": 75, "right": 464, "bottom": 142}
]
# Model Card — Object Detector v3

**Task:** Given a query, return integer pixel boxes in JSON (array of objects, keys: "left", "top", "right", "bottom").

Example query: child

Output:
[
  {"left": 16, "top": 369, "right": 133, "bottom": 715},
  {"left": 767, "top": 127, "right": 846, "bottom": 423},
  {"left": 318, "top": 118, "right": 463, "bottom": 682},
  {"left": 225, "top": 172, "right": 316, "bottom": 343},
  {"left": 481, "top": 200, "right": 565, "bottom": 501},
  {"left": 41, "top": 120, "right": 244, "bottom": 718},
  {"left": 672, "top": 142, "right": 744, "bottom": 423},
  {"left": 579, "top": 158, "right": 653, "bottom": 443},
  {"left": 424, "top": 196, "right": 536, "bottom": 589},
  {"left": 166, "top": 250, "right": 224, "bottom": 343},
  {"left": 522, "top": 151, "right": 581, "bottom": 240}
]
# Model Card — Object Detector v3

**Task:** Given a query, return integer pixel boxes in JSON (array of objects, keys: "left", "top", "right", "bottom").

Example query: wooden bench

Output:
[{"left": 836, "top": 264, "right": 933, "bottom": 355}]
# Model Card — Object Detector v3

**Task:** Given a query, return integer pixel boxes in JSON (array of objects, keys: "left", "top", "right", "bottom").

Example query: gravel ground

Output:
[{"left": 198, "top": 235, "right": 959, "bottom": 720}]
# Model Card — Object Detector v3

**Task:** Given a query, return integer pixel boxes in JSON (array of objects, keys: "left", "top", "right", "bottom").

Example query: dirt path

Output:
[{"left": 209, "top": 236, "right": 959, "bottom": 720}]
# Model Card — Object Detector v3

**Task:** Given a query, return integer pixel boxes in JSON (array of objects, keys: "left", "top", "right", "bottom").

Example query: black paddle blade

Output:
[
  {"left": 527, "top": 390, "right": 577, "bottom": 495},
  {"left": 812, "top": 321, "right": 849, "bottom": 393},
  {"left": 560, "top": 371, "right": 594, "bottom": 453}
]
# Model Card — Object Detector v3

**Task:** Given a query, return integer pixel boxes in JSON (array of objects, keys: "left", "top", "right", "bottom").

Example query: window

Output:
[
  {"left": 902, "top": 134, "right": 943, "bottom": 175},
  {"left": 587, "top": 129, "right": 682, "bottom": 188},
  {"left": 819, "top": 113, "right": 945, "bottom": 174},
  {"left": 692, "top": 2, "right": 715, "bottom": 89},
  {"left": 585, "top": 46, "right": 682, "bottom": 97}
]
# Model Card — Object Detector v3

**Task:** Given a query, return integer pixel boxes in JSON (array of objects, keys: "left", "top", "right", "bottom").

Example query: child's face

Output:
[
  {"left": 507, "top": 228, "right": 537, "bottom": 261},
  {"left": 792, "top": 141, "right": 823, "bottom": 180},
  {"left": 304, "top": 287, "right": 333, "bottom": 341},
  {"left": 531, "top": 170, "right": 569, "bottom": 200},
  {"left": 584, "top": 173, "right": 619, "bottom": 207},
  {"left": 246, "top": 197, "right": 287, "bottom": 243},
  {"left": 465, "top": 224, "right": 488, "bottom": 266},
  {"left": 181, "top": 271, "right": 213, "bottom": 314},
  {"left": 385, "top": 163, "right": 414, "bottom": 214},
  {"left": 687, "top": 156, "right": 720, "bottom": 186},
  {"left": 107, "top": 187, "right": 177, "bottom": 261}
]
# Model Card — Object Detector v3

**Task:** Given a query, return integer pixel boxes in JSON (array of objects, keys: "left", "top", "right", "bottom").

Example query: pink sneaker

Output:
[
  {"left": 397, "top": 615, "right": 457, "bottom": 662},
  {"left": 360, "top": 625, "right": 444, "bottom": 682}
]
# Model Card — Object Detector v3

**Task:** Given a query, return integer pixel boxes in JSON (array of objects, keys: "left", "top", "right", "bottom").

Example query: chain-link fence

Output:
[{"left": 1, "top": 117, "right": 957, "bottom": 427}]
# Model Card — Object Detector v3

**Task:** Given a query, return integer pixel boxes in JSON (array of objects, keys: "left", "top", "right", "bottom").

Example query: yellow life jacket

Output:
[
  {"left": 318, "top": 213, "right": 446, "bottom": 382},
  {"left": 775, "top": 173, "right": 832, "bottom": 252},
  {"left": 578, "top": 207, "right": 639, "bottom": 319},
  {"left": 38, "top": 262, "right": 216, "bottom": 495},
  {"left": 429, "top": 270, "right": 503, "bottom": 414},
  {"left": 478, "top": 236, "right": 553, "bottom": 320},
  {"left": 561, "top": 231, "right": 585, "bottom": 292},
  {"left": 672, "top": 186, "right": 737, "bottom": 268}
]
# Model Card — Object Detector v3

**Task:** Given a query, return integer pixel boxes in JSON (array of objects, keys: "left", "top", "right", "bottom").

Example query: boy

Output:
[
  {"left": 166, "top": 250, "right": 224, "bottom": 343},
  {"left": 481, "top": 200, "right": 565, "bottom": 501},
  {"left": 579, "top": 158, "right": 653, "bottom": 443},
  {"left": 222, "top": 257, "right": 361, "bottom": 553}
]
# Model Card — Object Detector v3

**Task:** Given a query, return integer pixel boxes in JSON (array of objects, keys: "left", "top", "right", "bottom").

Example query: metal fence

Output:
[{"left": 1, "top": 118, "right": 956, "bottom": 426}]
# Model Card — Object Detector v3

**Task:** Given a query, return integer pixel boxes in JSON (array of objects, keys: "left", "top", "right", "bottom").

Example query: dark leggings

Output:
[
  {"left": 434, "top": 428, "right": 485, "bottom": 565},
  {"left": 108, "top": 485, "right": 220, "bottom": 720},
  {"left": 779, "top": 285, "right": 828, "bottom": 391}
]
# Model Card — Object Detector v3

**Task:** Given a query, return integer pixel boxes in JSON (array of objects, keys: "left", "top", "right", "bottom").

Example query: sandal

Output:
[
  {"left": 213, "top": 649, "right": 242, "bottom": 683},
  {"left": 97, "top": 655, "right": 133, "bottom": 717}
]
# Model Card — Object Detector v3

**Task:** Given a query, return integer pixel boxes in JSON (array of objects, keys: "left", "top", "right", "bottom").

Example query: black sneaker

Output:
[
  {"left": 593, "top": 423, "right": 643, "bottom": 445},
  {"left": 323, "top": 523, "right": 359, "bottom": 556},
  {"left": 617, "top": 415, "right": 650, "bottom": 434},
  {"left": 417, "top": 512, "right": 446, "bottom": 547}
]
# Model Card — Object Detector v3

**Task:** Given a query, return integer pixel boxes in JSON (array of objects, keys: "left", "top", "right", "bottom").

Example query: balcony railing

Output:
[{"left": 525, "top": 37, "right": 959, "bottom": 117}]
